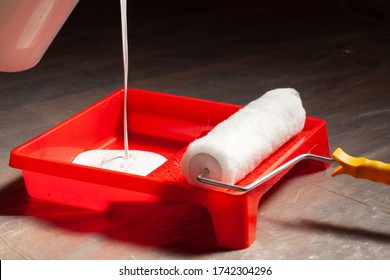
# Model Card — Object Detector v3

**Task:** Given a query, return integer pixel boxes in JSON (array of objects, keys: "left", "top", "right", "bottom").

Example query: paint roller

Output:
[{"left": 181, "top": 88, "right": 390, "bottom": 190}]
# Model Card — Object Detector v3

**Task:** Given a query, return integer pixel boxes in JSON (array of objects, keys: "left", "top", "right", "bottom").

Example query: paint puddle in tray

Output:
[{"left": 72, "top": 150, "right": 167, "bottom": 176}]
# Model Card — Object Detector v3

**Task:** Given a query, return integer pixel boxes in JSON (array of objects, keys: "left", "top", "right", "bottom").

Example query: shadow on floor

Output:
[{"left": 0, "top": 176, "right": 225, "bottom": 255}]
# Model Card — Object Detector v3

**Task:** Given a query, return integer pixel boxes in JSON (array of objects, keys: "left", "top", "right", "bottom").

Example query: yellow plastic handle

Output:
[{"left": 331, "top": 148, "right": 390, "bottom": 185}]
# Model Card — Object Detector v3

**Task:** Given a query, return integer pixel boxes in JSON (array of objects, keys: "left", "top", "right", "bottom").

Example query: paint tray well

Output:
[{"left": 9, "top": 88, "right": 331, "bottom": 249}]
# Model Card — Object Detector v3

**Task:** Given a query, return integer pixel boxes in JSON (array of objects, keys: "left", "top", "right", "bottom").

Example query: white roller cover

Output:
[{"left": 181, "top": 88, "right": 306, "bottom": 186}]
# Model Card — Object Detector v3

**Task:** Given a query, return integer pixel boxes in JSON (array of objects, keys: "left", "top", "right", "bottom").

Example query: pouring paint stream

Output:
[
  {"left": 120, "top": 0, "right": 130, "bottom": 160},
  {"left": 71, "top": 0, "right": 167, "bottom": 175}
]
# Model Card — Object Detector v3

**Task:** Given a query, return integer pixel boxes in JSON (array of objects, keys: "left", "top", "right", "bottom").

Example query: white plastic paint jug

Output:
[{"left": 0, "top": 0, "right": 79, "bottom": 72}]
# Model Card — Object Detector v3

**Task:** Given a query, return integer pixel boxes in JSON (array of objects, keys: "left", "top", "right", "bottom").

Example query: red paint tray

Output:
[{"left": 9, "top": 88, "right": 330, "bottom": 249}]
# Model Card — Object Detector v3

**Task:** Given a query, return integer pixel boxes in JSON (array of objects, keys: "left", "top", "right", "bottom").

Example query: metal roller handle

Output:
[
  {"left": 197, "top": 153, "right": 336, "bottom": 192},
  {"left": 197, "top": 148, "right": 390, "bottom": 192}
]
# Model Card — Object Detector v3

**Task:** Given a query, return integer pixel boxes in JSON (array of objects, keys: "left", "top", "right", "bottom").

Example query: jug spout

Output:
[{"left": 0, "top": 0, "right": 79, "bottom": 72}]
